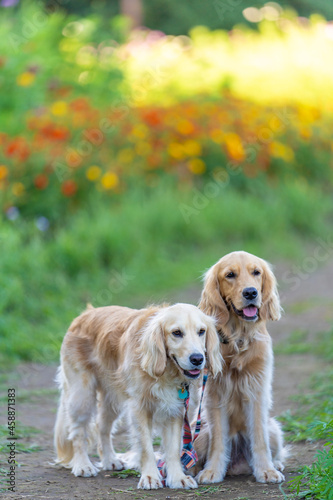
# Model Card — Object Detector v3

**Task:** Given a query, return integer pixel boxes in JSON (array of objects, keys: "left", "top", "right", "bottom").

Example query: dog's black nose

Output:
[
  {"left": 189, "top": 353, "right": 204, "bottom": 366},
  {"left": 242, "top": 287, "right": 258, "bottom": 300}
]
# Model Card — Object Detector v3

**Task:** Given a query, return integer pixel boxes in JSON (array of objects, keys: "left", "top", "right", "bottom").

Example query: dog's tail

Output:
[{"left": 54, "top": 366, "right": 74, "bottom": 466}]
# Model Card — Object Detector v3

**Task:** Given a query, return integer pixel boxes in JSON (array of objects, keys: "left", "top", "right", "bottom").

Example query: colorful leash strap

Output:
[{"left": 157, "top": 373, "right": 208, "bottom": 486}]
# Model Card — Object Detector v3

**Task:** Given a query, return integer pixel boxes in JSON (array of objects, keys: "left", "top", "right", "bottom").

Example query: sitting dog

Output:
[
  {"left": 195, "top": 251, "right": 285, "bottom": 484},
  {"left": 54, "top": 303, "right": 222, "bottom": 489}
]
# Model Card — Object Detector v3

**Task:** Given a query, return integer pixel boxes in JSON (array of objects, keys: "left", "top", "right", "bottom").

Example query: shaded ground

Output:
[{"left": 1, "top": 259, "right": 333, "bottom": 500}]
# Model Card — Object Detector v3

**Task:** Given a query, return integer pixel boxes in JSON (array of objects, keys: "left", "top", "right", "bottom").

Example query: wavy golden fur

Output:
[
  {"left": 195, "top": 251, "right": 286, "bottom": 484},
  {"left": 54, "top": 302, "right": 222, "bottom": 490}
]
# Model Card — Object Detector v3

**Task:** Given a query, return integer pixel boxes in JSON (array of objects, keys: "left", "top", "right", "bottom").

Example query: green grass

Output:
[
  {"left": 278, "top": 326, "right": 333, "bottom": 443},
  {"left": 1, "top": 180, "right": 332, "bottom": 365},
  {"left": 288, "top": 421, "right": 333, "bottom": 500},
  {"left": 277, "top": 326, "right": 333, "bottom": 499},
  {"left": 275, "top": 329, "right": 311, "bottom": 356},
  {"left": 0, "top": 423, "right": 41, "bottom": 454}
]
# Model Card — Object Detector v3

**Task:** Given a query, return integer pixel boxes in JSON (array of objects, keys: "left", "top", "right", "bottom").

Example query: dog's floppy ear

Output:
[
  {"left": 199, "top": 264, "right": 229, "bottom": 327},
  {"left": 140, "top": 313, "right": 167, "bottom": 378},
  {"left": 204, "top": 314, "right": 223, "bottom": 378},
  {"left": 260, "top": 260, "right": 282, "bottom": 321}
]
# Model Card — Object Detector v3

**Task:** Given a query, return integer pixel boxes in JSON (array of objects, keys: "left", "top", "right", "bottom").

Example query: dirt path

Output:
[{"left": 1, "top": 259, "right": 333, "bottom": 500}]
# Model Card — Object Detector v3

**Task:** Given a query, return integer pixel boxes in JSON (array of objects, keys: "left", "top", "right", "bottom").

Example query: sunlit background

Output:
[{"left": 0, "top": 0, "right": 333, "bottom": 363}]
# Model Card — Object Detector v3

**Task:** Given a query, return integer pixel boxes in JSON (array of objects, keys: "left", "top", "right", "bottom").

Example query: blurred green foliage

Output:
[
  {"left": 42, "top": 0, "right": 333, "bottom": 34},
  {"left": 0, "top": 181, "right": 332, "bottom": 364}
]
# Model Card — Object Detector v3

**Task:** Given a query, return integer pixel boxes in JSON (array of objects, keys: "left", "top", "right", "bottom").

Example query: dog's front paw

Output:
[
  {"left": 97, "top": 457, "right": 124, "bottom": 471},
  {"left": 138, "top": 473, "right": 163, "bottom": 489},
  {"left": 255, "top": 468, "right": 285, "bottom": 483},
  {"left": 71, "top": 460, "right": 99, "bottom": 477},
  {"left": 196, "top": 468, "right": 224, "bottom": 484},
  {"left": 166, "top": 474, "right": 198, "bottom": 489}
]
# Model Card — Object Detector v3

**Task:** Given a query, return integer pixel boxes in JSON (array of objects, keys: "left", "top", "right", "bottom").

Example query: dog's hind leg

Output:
[
  {"left": 64, "top": 366, "right": 100, "bottom": 477},
  {"left": 97, "top": 395, "right": 124, "bottom": 471}
]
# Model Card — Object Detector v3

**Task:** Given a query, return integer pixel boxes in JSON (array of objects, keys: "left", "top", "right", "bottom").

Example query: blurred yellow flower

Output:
[
  {"left": 17, "top": 72, "right": 35, "bottom": 87},
  {"left": 210, "top": 129, "right": 224, "bottom": 144},
  {"left": 269, "top": 142, "right": 294, "bottom": 162},
  {"left": 176, "top": 120, "right": 195, "bottom": 135},
  {"left": 101, "top": 172, "right": 119, "bottom": 190},
  {"left": 168, "top": 142, "right": 184, "bottom": 159},
  {"left": 188, "top": 158, "right": 206, "bottom": 175},
  {"left": 132, "top": 124, "right": 149, "bottom": 139},
  {"left": 224, "top": 133, "right": 245, "bottom": 162},
  {"left": 12, "top": 182, "right": 25, "bottom": 196},
  {"left": 183, "top": 140, "right": 202, "bottom": 157},
  {"left": 300, "top": 127, "right": 312, "bottom": 139},
  {"left": 298, "top": 107, "right": 320, "bottom": 124},
  {"left": 86, "top": 166, "right": 101, "bottom": 181},
  {"left": 117, "top": 148, "right": 134, "bottom": 164},
  {"left": 136, "top": 142, "right": 151, "bottom": 156},
  {"left": 0, "top": 165, "right": 8, "bottom": 181},
  {"left": 51, "top": 101, "right": 68, "bottom": 116}
]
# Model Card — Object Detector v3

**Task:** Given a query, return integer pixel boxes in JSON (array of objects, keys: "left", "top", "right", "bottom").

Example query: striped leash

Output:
[{"left": 157, "top": 373, "right": 208, "bottom": 486}]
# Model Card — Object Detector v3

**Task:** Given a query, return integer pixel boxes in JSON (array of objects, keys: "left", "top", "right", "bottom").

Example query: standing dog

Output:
[
  {"left": 195, "top": 251, "right": 285, "bottom": 484},
  {"left": 54, "top": 303, "right": 222, "bottom": 489}
]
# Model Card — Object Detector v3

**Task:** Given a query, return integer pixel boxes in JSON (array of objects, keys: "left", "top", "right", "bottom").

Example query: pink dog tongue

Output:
[
  {"left": 188, "top": 369, "right": 200, "bottom": 376},
  {"left": 243, "top": 306, "right": 258, "bottom": 317}
]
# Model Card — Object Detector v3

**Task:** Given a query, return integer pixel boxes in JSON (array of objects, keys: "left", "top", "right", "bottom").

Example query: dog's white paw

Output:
[
  {"left": 97, "top": 457, "right": 124, "bottom": 471},
  {"left": 118, "top": 451, "right": 140, "bottom": 470},
  {"left": 167, "top": 474, "right": 198, "bottom": 489},
  {"left": 255, "top": 468, "right": 285, "bottom": 483},
  {"left": 273, "top": 460, "right": 285, "bottom": 472},
  {"left": 196, "top": 468, "right": 224, "bottom": 484},
  {"left": 138, "top": 473, "right": 163, "bottom": 489},
  {"left": 71, "top": 460, "right": 99, "bottom": 477}
]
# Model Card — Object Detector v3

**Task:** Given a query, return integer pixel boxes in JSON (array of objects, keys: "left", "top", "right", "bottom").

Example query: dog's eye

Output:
[
  {"left": 198, "top": 328, "right": 206, "bottom": 336},
  {"left": 253, "top": 269, "right": 261, "bottom": 276},
  {"left": 226, "top": 271, "right": 236, "bottom": 278},
  {"left": 172, "top": 329, "right": 183, "bottom": 338}
]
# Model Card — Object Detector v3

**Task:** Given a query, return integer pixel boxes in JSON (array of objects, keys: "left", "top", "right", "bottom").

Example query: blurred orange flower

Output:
[
  {"left": 5, "top": 137, "right": 30, "bottom": 162},
  {"left": 34, "top": 174, "right": 49, "bottom": 190},
  {"left": 61, "top": 180, "right": 77, "bottom": 197},
  {"left": 176, "top": 120, "right": 195, "bottom": 135},
  {"left": 224, "top": 133, "right": 245, "bottom": 162},
  {"left": 0, "top": 165, "right": 8, "bottom": 181},
  {"left": 142, "top": 109, "right": 162, "bottom": 127}
]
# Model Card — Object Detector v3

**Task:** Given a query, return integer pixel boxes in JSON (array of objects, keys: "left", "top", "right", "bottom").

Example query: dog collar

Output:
[{"left": 178, "top": 383, "right": 189, "bottom": 400}]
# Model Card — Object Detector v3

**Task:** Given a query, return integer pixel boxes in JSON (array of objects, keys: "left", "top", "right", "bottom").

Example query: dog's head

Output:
[
  {"left": 199, "top": 251, "right": 281, "bottom": 328},
  {"left": 140, "top": 303, "right": 222, "bottom": 379}
]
